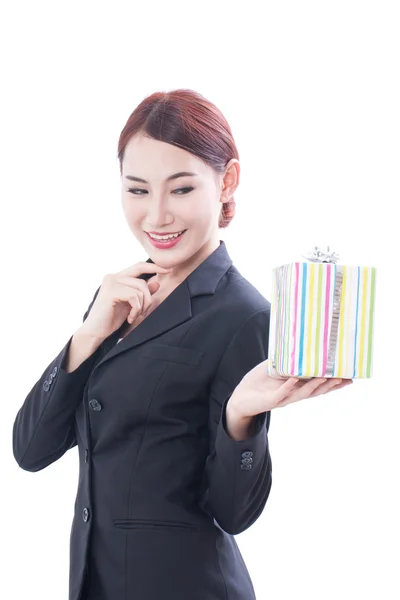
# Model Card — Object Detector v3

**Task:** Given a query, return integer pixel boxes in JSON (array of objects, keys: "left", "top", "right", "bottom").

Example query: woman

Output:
[{"left": 12, "top": 89, "right": 351, "bottom": 600}]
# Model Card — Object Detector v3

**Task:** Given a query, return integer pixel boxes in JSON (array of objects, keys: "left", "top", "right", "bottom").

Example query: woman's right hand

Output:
[{"left": 79, "top": 262, "right": 172, "bottom": 340}]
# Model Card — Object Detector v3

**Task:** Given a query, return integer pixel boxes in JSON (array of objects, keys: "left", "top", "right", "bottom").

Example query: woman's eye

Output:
[
  {"left": 127, "top": 188, "right": 147, "bottom": 195},
  {"left": 174, "top": 187, "right": 194, "bottom": 195},
  {"left": 127, "top": 187, "right": 194, "bottom": 196}
]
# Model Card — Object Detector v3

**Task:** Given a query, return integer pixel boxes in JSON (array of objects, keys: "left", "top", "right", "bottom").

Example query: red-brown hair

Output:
[{"left": 117, "top": 89, "right": 239, "bottom": 228}]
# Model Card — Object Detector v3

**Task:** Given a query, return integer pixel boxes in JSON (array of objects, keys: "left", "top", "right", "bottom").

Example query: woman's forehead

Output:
[{"left": 122, "top": 136, "right": 211, "bottom": 179}]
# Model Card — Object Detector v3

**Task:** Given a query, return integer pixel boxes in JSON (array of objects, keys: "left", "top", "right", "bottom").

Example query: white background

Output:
[{"left": 2, "top": 1, "right": 399, "bottom": 598}]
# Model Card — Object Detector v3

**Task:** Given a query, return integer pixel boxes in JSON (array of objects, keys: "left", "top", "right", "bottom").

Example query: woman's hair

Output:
[{"left": 117, "top": 89, "right": 239, "bottom": 228}]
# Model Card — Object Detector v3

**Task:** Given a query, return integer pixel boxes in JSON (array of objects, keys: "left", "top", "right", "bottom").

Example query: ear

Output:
[{"left": 220, "top": 159, "right": 240, "bottom": 202}]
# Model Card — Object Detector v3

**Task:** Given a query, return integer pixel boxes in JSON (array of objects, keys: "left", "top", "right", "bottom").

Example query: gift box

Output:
[{"left": 266, "top": 247, "right": 377, "bottom": 379}]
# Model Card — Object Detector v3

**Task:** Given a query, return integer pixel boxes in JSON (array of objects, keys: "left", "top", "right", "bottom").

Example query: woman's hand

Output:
[
  {"left": 228, "top": 359, "right": 354, "bottom": 418},
  {"left": 79, "top": 262, "right": 172, "bottom": 341}
]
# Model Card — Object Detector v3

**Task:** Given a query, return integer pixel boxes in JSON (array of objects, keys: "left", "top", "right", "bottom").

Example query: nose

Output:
[{"left": 147, "top": 195, "right": 173, "bottom": 228}]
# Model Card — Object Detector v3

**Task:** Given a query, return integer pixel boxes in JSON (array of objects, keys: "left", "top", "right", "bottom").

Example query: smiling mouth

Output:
[{"left": 146, "top": 230, "right": 187, "bottom": 240}]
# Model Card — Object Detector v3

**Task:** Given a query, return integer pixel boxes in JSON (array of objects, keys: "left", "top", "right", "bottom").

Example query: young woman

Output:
[{"left": 13, "top": 89, "right": 351, "bottom": 600}]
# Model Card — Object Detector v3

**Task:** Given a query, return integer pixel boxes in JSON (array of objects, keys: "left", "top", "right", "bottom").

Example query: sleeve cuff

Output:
[
  {"left": 57, "top": 334, "right": 100, "bottom": 380},
  {"left": 216, "top": 396, "right": 268, "bottom": 454}
]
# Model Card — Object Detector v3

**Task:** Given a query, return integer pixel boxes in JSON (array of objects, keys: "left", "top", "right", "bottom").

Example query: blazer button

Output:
[
  {"left": 241, "top": 451, "right": 253, "bottom": 459},
  {"left": 89, "top": 399, "right": 102, "bottom": 411},
  {"left": 43, "top": 381, "right": 50, "bottom": 392},
  {"left": 240, "top": 463, "right": 252, "bottom": 470},
  {"left": 242, "top": 457, "right": 253, "bottom": 464},
  {"left": 82, "top": 508, "right": 90, "bottom": 522},
  {"left": 52, "top": 367, "right": 58, "bottom": 377}
]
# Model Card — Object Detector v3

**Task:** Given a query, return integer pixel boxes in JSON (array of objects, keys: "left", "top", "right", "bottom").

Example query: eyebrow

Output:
[{"left": 125, "top": 171, "right": 198, "bottom": 184}]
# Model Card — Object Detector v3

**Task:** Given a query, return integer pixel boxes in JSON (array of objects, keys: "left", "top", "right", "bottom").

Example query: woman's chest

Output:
[
  {"left": 75, "top": 294, "right": 235, "bottom": 448},
  {"left": 79, "top": 326, "right": 213, "bottom": 447}
]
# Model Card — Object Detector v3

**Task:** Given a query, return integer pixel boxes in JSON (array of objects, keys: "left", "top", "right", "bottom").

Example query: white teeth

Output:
[{"left": 149, "top": 231, "right": 184, "bottom": 241}]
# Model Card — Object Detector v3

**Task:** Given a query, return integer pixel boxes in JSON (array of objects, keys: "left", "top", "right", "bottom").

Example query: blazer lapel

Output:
[{"left": 93, "top": 240, "right": 233, "bottom": 371}]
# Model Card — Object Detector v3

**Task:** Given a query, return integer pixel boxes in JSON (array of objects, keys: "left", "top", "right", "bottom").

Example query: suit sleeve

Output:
[
  {"left": 201, "top": 307, "right": 272, "bottom": 535},
  {"left": 12, "top": 286, "right": 101, "bottom": 472}
]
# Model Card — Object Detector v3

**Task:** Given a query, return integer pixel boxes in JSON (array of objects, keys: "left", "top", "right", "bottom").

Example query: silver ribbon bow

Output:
[{"left": 302, "top": 245, "right": 340, "bottom": 264}]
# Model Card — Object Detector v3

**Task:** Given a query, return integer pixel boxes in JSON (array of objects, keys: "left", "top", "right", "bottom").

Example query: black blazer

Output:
[{"left": 13, "top": 240, "right": 272, "bottom": 600}]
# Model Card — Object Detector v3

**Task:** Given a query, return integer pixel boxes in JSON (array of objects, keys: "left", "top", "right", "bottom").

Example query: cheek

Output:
[
  {"left": 186, "top": 193, "right": 218, "bottom": 222},
  {"left": 122, "top": 198, "right": 142, "bottom": 222},
  {"left": 184, "top": 207, "right": 212, "bottom": 227}
]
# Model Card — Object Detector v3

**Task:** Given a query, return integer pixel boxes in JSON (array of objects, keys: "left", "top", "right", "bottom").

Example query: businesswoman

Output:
[{"left": 13, "top": 89, "right": 351, "bottom": 600}]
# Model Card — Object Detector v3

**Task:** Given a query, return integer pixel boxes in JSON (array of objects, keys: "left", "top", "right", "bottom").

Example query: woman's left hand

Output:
[{"left": 228, "top": 359, "right": 354, "bottom": 418}]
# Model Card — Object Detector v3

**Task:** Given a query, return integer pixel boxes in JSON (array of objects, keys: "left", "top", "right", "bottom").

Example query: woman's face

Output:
[{"left": 121, "top": 134, "right": 238, "bottom": 275}]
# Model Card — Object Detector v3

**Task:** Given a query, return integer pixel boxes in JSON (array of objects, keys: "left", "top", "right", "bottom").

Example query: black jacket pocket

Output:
[
  {"left": 113, "top": 518, "right": 199, "bottom": 531},
  {"left": 141, "top": 344, "right": 204, "bottom": 366}
]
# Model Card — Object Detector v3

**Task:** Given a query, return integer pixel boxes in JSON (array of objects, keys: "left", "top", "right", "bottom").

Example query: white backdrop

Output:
[{"left": 2, "top": 1, "right": 399, "bottom": 599}]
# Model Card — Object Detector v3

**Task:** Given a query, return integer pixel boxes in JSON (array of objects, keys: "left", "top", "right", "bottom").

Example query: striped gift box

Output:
[{"left": 266, "top": 262, "right": 377, "bottom": 379}]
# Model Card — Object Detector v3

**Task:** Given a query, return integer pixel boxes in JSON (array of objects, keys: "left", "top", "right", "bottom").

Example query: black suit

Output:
[{"left": 13, "top": 241, "right": 272, "bottom": 600}]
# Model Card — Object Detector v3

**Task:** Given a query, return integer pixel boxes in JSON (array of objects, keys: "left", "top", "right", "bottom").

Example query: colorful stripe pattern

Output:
[{"left": 267, "top": 262, "right": 377, "bottom": 379}]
